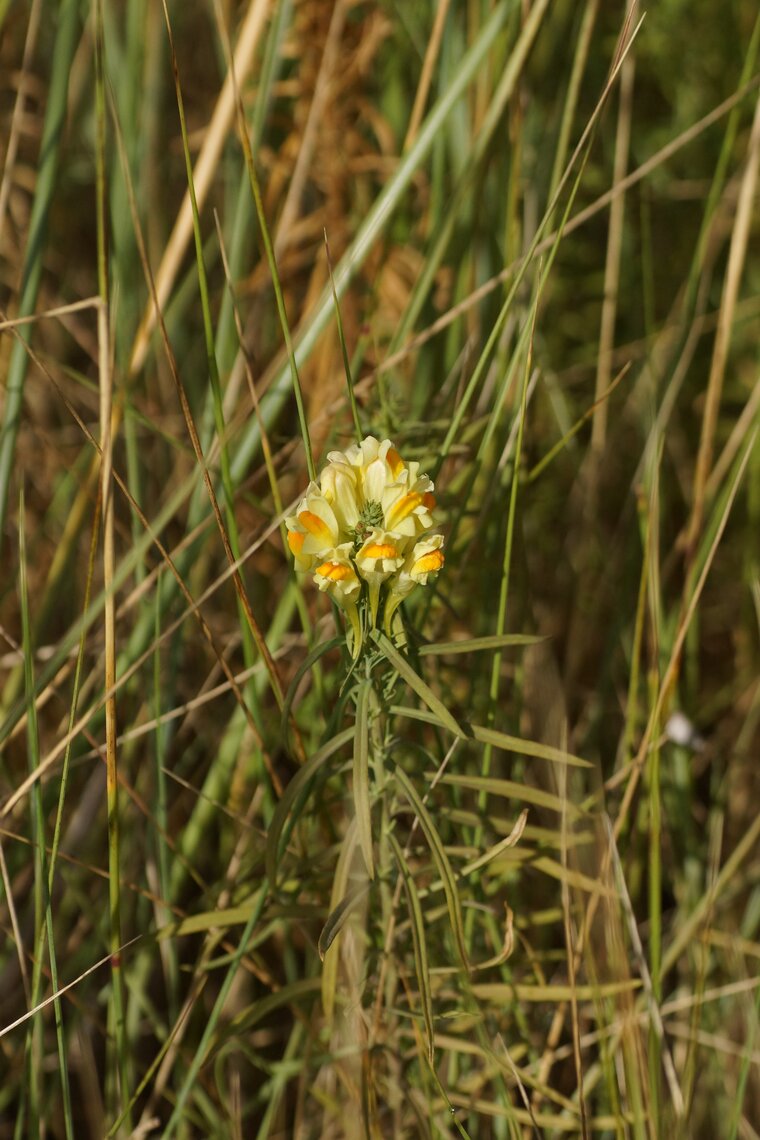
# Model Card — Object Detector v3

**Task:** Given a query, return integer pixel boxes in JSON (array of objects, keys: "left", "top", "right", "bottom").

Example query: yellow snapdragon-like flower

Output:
[
  {"left": 285, "top": 436, "right": 444, "bottom": 652},
  {"left": 383, "top": 532, "right": 445, "bottom": 635}
]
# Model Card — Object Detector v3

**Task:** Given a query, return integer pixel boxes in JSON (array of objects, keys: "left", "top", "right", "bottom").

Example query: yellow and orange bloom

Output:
[
  {"left": 383, "top": 533, "right": 445, "bottom": 634},
  {"left": 285, "top": 436, "right": 443, "bottom": 652},
  {"left": 355, "top": 529, "right": 405, "bottom": 626}
]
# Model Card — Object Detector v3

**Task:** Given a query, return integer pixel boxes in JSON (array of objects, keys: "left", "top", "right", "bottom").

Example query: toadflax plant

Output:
[
  {"left": 281, "top": 435, "right": 446, "bottom": 887},
  {"left": 274, "top": 430, "right": 528, "bottom": 1076},
  {"left": 285, "top": 436, "right": 444, "bottom": 655}
]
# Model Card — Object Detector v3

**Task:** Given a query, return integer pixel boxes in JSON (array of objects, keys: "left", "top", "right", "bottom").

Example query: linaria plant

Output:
[
  {"left": 283, "top": 434, "right": 445, "bottom": 879},
  {"left": 279, "top": 432, "right": 467, "bottom": 1077}
]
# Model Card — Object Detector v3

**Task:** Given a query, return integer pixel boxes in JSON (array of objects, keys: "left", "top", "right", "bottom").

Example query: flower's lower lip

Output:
[
  {"left": 298, "top": 510, "right": 333, "bottom": 541},
  {"left": 316, "top": 562, "right": 353, "bottom": 582},
  {"left": 362, "top": 544, "right": 398, "bottom": 559}
]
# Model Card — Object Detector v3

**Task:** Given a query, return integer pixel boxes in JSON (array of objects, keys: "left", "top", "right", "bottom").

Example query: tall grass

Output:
[{"left": 1, "top": 1, "right": 759, "bottom": 1136}]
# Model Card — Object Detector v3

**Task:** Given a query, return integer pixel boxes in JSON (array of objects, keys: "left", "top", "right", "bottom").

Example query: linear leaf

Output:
[
  {"left": 372, "top": 631, "right": 462, "bottom": 736},
  {"left": 389, "top": 831, "right": 435, "bottom": 1063},
  {"left": 394, "top": 764, "right": 469, "bottom": 971},
  {"left": 419, "top": 634, "right": 545, "bottom": 655},
  {"left": 440, "top": 774, "right": 584, "bottom": 819},
  {"left": 265, "top": 727, "right": 353, "bottom": 890},
  {"left": 471, "top": 724, "right": 591, "bottom": 769},
  {"left": 319, "top": 880, "right": 370, "bottom": 963},
  {"left": 223, "top": 977, "right": 322, "bottom": 1038},
  {"left": 472, "top": 981, "right": 641, "bottom": 1003},
  {"left": 158, "top": 900, "right": 259, "bottom": 940},
  {"left": 461, "top": 810, "right": 529, "bottom": 877},
  {"left": 531, "top": 856, "right": 618, "bottom": 896},
  {"left": 321, "top": 818, "right": 362, "bottom": 1026},
  {"left": 391, "top": 704, "right": 591, "bottom": 768}
]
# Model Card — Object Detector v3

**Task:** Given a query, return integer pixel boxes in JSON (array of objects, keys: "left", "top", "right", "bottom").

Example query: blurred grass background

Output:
[{"left": 1, "top": 0, "right": 759, "bottom": 1136}]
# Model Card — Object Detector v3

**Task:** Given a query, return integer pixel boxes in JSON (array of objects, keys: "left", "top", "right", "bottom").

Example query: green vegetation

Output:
[{"left": 1, "top": 1, "right": 759, "bottom": 1136}]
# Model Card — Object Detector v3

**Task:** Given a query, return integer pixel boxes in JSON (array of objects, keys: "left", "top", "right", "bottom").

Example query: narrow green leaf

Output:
[
  {"left": 394, "top": 764, "right": 469, "bottom": 971},
  {"left": 235, "top": 74, "right": 315, "bottom": 482},
  {"left": 461, "top": 810, "right": 528, "bottom": 877},
  {"left": 418, "top": 634, "right": 545, "bottom": 655},
  {"left": 372, "top": 631, "right": 462, "bottom": 737},
  {"left": 324, "top": 231, "right": 362, "bottom": 441},
  {"left": 0, "top": 0, "right": 81, "bottom": 541},
  {"left": 163, "top": 0, "right": 268, "bottom": 735},
  {"left": 19, "top": 493, "right": 46, "bottom": 1137},
  {"left": 222, "top": 977, "right": 322, "bottom": 1039},
  {"left": 440, "top": 774, "right": 584, "bottom": 819},
  {"left": 321, "top": 818, "right": 361, "bottom": 1024},
  {"left": 470, "top": 724, "right": 591, "bottom": 769},
  {"left": 265, "top": 727, "right": 353, "bottom": 891},
  {"left": 318, "top": 880, "right": 370, "bottom": 962},
  {"left": 390, "top": 704, "right": 591, "bottom": 768},
  {"left": 389, "top": 831, "right": 435, "bottom": 1064},
  {"left": 159, "top": 890, "right": 269, "bottom": 1138},
  {"left": 157, "top": 901, "right": 259, "bottom": 940}
]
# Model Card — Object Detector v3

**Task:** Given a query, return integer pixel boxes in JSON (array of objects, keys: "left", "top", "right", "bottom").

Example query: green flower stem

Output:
[{"left": 363, "top": 659, "right": 396, "bottom": 1061}]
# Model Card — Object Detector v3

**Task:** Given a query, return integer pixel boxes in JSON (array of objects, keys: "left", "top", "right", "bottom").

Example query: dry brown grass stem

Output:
[
  {"left": 605, "top": 815, "right": 685, "bottom": 1117},
  {"left": 612, "top": 430, "right": 755, "bottom": 818},
  {"left": 272, "top": 0, "right": 348, "bottom": 257},
  {"left": 135, "top": 787, "right": 267, "bottom": 1134},
  {"left": 0, "top": 0, "right": 42, "bottom": 236},
  {"left": 0, "top": 937, "right": 143, "bottom": 1042},
  {"left": 0, "top": 297, "right": 101, "bottom": 332},
  {"left": 559, "top": 760, "right": 590, "bottom": 1139},
  {"left": 685, "top": 90, "right": 760, "bottom": 558},
  {"left": 706, "top": 370, "right": 760, "bottom": 499},
  {"left": 403, "top": 0, "right": 452, "bottom": 152},
  {"left": 118, "top": 13, "right": 298, "bottom": 769},
  {"left": 128, "top": 0, "right": 272, "bottom": 378},
  {"left": 533, "top": 975, "right": 760, "bottom": 1071},
  {"left": 0, "top": 836, "right": 30, "bottom": 1003}
]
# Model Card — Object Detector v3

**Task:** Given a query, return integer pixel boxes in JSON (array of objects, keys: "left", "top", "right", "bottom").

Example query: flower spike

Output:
[{"left": 286, "top": 436, "right": 443, "bottom": 654}]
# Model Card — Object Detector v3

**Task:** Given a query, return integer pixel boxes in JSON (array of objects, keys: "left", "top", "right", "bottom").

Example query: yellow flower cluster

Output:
[{"left": 286, "top": 436, "right": 444, "bottom": 651}]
